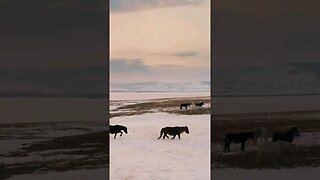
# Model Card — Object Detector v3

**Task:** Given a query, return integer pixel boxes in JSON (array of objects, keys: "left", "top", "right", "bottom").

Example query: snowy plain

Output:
[
  {"left": 110, "top": 92, "right": 210, "bottom": 101},
  {"left": 212, "top": 168, "right": 320, "bottom": 180},
  {"left": 8, "top": 168, "right": 108, "bottom": 180},
  {"left": 110, "top": 112, "right": 210, "bottom": 180}
]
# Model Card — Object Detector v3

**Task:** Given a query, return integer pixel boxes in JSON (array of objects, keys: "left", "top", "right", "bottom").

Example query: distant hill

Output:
[
  {"left": 2, "top": 63, "right": 320, "bottom": 97},
  {"left": 212, "top": 63, "right": 320, "bottom": 96},
  {"left": 110, "top": 81, "right": 210, "bottom": 92},
  {"left": 0, "top": 66, "right": 107, "bottom": 98}
]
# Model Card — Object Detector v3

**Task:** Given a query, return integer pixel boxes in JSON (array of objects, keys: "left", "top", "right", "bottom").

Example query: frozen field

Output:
[
  {"left": 212, "top": 168, "right": 320, "bottom": 180},
  {"left": 110, "top": 92, "right": 210, "bottom": 100},
  {"left": 9, "top": 168, "right": 107, "bottom": 180},
  {"left": 212, "top": 110, "right": 320, "bottom": 179},
  {"left": 110, "top": 112, "right": 210, "bottom": 180}
]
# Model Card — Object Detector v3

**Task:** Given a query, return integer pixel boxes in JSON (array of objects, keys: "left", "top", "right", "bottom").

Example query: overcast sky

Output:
[
  {"left": 213, "top": 0, "right": 320, "bottom": 68},
  {"left": 110, "top": 0, "right": 210, "bottom": 84},
  {"left": 0, "top": 0, "right": 106, "bottom": 70}
]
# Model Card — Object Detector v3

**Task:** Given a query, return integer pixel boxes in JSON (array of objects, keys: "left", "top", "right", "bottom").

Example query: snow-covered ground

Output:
[
  {"left": 0, "top": 122, "right": 105, "bottom": 156},
  {"left": 212, "top": 168, "right": 320, "bottom": 180},
  {"left": 110, "top": 112, "right": 210, "bottom": 180},
  {"left": 110, "top": 92, "right": 210, "bottom": 101},
  {"left": 9, "top": 168, "right": 108, "bottom": 180}
]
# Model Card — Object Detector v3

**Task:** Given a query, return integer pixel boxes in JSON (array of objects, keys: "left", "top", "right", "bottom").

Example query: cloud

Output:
[
  {"left": 110, "top": 59, "right": 151, "bottom": 73},
  {"left": 110, "top": 0, "right": 207, "bottom": 13},
  {"left": 171, "top": 51, "right": 199, "bottom": 57},
  {"left": 213, "top": 5, "right": 320, "bottom": 68},
  {"left": 152, "top": 51, "right": 199, "bottom": 57},
  {"left": 110, "top": 58, "right": 209, "bottom": 83},
  {"left": 0, "top": 0, "right": 107, "bottom": 70},
  {"left": 0, "top": 0, "right": 105, "bottom": 37}
]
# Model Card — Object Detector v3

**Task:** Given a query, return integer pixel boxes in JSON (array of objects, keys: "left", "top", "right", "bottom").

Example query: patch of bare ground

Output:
[
  {"left": 1, "top": 131, "right": 108, "bottom": 179},
  {"left": 213, "top": 145, "right": 320, "bottom": 169},
  {"left": 212, "top": 111, "right": 320, "bottom": 169},
  {"left": 111, "top": 97, "right": 211, "bottom": 118}
]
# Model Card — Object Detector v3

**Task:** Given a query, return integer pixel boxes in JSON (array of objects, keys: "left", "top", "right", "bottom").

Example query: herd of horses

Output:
[
  {"left": 224, "top": 127, "right": 300, "bottom": 155},
  {"left": 109, "top": 102, "right": 205, "bottom": 139},
  {"left": 109, "top": 125, "right": 190, "bottom": 140},
  {"left": 180, "top": 101, "right": 204, "bottom": 109}
]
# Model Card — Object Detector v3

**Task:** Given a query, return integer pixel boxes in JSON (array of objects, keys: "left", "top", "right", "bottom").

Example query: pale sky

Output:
[{"left": 110, "top": 0, "right": 210, "bottom": 84}]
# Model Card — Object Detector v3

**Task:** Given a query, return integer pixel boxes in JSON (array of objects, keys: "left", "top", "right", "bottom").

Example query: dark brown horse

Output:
[
  {"left": 195, "top": 101, "right": 204, "bottom": 108},
  {"left": 224, "top": 132, "right": 254, "bottom": 152},
  {"left": 272, "top": 127, "right": 300, "bottom": 143},
  {"left": 180, "top": 103, "right": 191, "bottom": 109},
  {"left": 110, "top": 125, "right": 128, "bottom": 139}
]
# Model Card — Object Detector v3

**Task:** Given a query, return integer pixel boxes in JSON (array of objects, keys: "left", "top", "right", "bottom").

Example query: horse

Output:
[
  {"left": 180, "top": 103, "right": 191, "bottom": 109},
  {"left": 110, "top": 125, "right": 128, "bottom": 139},
  {"left": 195, "top": 102, "right": 204, "bottom": 108},
  {"left": 252, "top": 127, "right": 268, "bottom": 145},
  {"left": 224, "top": 132, "right": 254, "bottom": 152},
  {"left": 272, "top": 127, "right": 300, "bottom": 143}
]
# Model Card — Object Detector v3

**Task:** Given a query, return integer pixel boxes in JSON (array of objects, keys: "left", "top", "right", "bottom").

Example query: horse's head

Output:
[
  {"left": 123, "top": 127, "right": 128, "bottom": 134},
  {"left": 184, "top": 126, "right": 189, "bottom": 134}
]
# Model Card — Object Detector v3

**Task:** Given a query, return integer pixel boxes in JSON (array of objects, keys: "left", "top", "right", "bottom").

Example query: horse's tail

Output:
[
  {"left": 180, "top": 105, "right": 182, "bottom": 109},
  {"left": 157, "top": 129, "right": 163, "bottom": 140}
]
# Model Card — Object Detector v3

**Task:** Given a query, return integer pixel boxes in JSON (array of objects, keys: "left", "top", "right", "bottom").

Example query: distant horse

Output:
[
  {"left": 272, "top": 127, "right": 300, "bottom": 143},
  {"left": 253, "top": 127, "right": 268, "bottom": 145},
  {"left": 224, "top": 132, "right": 254, "bottom": 152},
  {"left": 110, "top": 125, "right": 128, "bottom": 139},
  {"left": 180, "top": 103, "right": 191, "bottom": 109},
  {"left": 195, "top": 102, "right": 204, "bottom": 108}
]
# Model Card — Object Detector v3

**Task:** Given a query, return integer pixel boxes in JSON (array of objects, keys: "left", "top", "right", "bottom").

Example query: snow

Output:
[
  {"left": 295, "top": 132, "right": 320, "bottom": 146},
  {"left": 8, "top": 168, "right": 108, "bottom": 180},
  {"left": 212, "top": 168, "right": 320, "bottom": 180},
  {"left": 110, "top": 92, "right": 210, "bottom": 101},
  {"left": 110, "top": 113, "right": 210, "bottom": 180}
]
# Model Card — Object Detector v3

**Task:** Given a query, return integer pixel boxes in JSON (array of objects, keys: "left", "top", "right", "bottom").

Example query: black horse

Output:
[
  {"left": 110, "top": 125, "right": 128, "bottom": 139},
  {"left": 224, "top": 132, "right": 254, "bottom": 152},
  {"left": 272, "top": 127, "right": 300, "bottom": 143},
  {"left": 180, "top": 103, "right": 191, "bottom": 109},
  {"left": 195, "top": 102, "right": 204, "bottom": 108}
]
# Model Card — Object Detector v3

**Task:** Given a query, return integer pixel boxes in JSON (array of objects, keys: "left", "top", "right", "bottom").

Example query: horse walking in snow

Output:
[
  {"left": 272, "top": 127, "right": 300, "bottom": 143},
  {"left": 224, "top": 132, "right": 254, "bottom": 152},
  {"left": 180, "top": 103, "right": 191, "bottom": 110},
  {"left": 195, "top": 102, "right": 204, "bottom": 108},
  {"left": 110, "top": 125, "right": 128, "bottom": 139},
  {"left": 252, "top": 127, "right": 268, "bottom": 145}
]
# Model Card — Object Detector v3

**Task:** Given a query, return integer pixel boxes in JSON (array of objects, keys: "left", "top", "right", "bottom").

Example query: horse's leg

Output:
[
  {"left": 172, "top": 135, "right": 176, "bottom": 139},
  {"left": 114, "top": 133, "right": 117, "bottom": 139},
  {"left": 120, "top": 132, "right": 123, "bottom": 137},
  {"left": 178, "top": 134, "right": 181, "bottom": 139}
]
